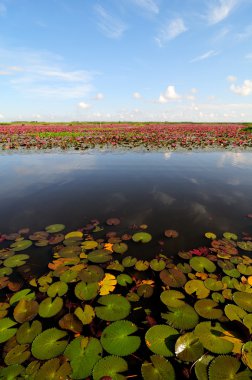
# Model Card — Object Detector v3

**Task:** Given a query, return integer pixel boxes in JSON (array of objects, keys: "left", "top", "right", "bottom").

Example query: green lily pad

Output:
[
  {"left": 145, "top": 325, "right": 178, "bottom": 357},
  {"left": 237, "top": 241, "right": 252, "bottom": 252},
  {"left": 81, "top": 240, "right": 98, "bottom": 250},
  {"left": 4, "top": 344, "right": 30, "bottom": 365},
  {"left": 237, "top": 263, "right": 252, "bottom": 275},
  {"left": 137, "top": 284, "right": 154, "bottom": 298},
  {"left": 135, "top": 260, "right": 149, "bottom": 271},
  {"left": 4, "top": 254, "right": 29, "bottom": 268},
  {"left": 224, "top": 304, "right": 247, "bottom": 322},
  {"left": 38, "top": 297, "right": 63, "bottom": 318},
  {"left": 243, "top": 314, "right": 252, "bottom": 333},
  {"left": 0, "top": 364, "right": 24, "bottom": 379},
  {"left": 194, "top": 299, "right": 223, "bottom": 319},
  {"left": 177, "top": 262, "right": 192, "bottom": 273},
  {"left": 122, "top": 256, "right": 137, "bottom": 267},
  {"left": 101, "top": 320, "right": 141, "bottom": 356},
  {"left": 141, "top": 355, "right": 175, "bottom": 380},
  {"left": 132, "top": 232, "right": 152, "bottom": 243},
  {"left": 242, "top": 341, "right": 252, "bottom": 370},
  {"left": 74, "top": 304, "right": 95, "bottom": 325},
  {"left": 10, "top": 289, "right": 35, "bottom": 306},
  {"left": 159, "top": 268, "right": 187, "bottom": 288},
  {"left": 34, "top": 358, "right": 71, "bottom": 380},
  {"left": 223, "top": 232, "right": 238, "bottom": 240},
  {"left": 190, "top": 256, "right": 216, "bottom": 273},
  {"left": 233, "top": 291, "right": 252, "bottom": 312},
  {"left": 45, "top": 224, "right": 65, "bottom": 233},
  {"left": 162, "top": 304, "right": 199, "bottom": 330},
  {"left": 79, "top": 265, "right": 104, "bottom": 283},
  {"left": 194, "top": 354, "right": 214, "bottom": 380},
  {"left": 0, "top": 267, "right": 13, "bottom": 276},
  {"left": 87, "top": 249, "right": 112, "bottom": 263},
  {"left": 0, "top": 318, "right": 17, "bottom": 343},
  {"left": 60, "top": 269, "right": 78, "bottom": 283},
  {"left": 209, "top": 355, "right": 251, "bottom": 380},
  {"left": 107, "top": 261, "right": 125, "bottom": 272},
  {"left": 95, "top": 294, "right": 131, "bottom": 321},
  {"left": 31, "top": 328, "right": 68, "bottom": 360},
  {"left": 13, "top": 299, "right": 39, "bottom": 323},
  {"left": 205, "top": 232, "right": 217, "bottom": 240},
  {"left": 204, "top": 278, "right": 223, "bottom": 291},
  {"left": 194, "top": 322, "right": 234, "bottom": 354},
  {"left": 16, "top": 320, "right": 42, "bottom": 344},
  {"left": 117, "top": 274, "right": 133, "bottom": 286},
  {"left": 93, "top": 356, "right": 128, "bottom": 380},
  {"left": 223, "top": 268, "right": 241, "bottom": 278},
  {"left": 58, "top": 245, "right": 81, "bottom": 258},
  {"left": 10, "top": 240, "right": 32, "bottom": 252},
  {"left": 160, "top": 290, "right": 185, "bottom": 308},
  {"left": 175, "top": 332, "right": 204, "bottom": 362},
  {"left": 185, "top": 280, "right": 210, "bottom": 299},
  {"left": 74, "top": 281, "right": 99, "bottom": 300},
  {"left": 65, "top": 336, "right": 102, "bottom": 379},
  {"left": 150, "top": 259, "right": 166, "bottom": 271},
  {"left": 212, "top": 292, "right": 225, "bottom": 303},
  {"left": 113, "top": 243, "right": 128, "bottom": 254},
  {"left": 47, "top": 281, "right": 68, "bottom": 297}
]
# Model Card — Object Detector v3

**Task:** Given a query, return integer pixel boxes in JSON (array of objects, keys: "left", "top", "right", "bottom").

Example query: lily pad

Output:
[
  {"left": 16, "top": 320, "right": 42, "bottom": 344},
  {"left": 159, "top": 268, "right": 187, "bottom": 288},
  {"left": 31, "top": 328, "right": 68, "bottom": 360},
  {"left": 137, "top": 284, "right": 154, "bottom": 298},
  {"left": 4, "top": 254, "right": 29, "bottom": 268},
  {"left": 164, "top": 229, "right": 179, "bottom": 238},
  {"left": 243, "top": 314, "right": 252, "bottom": 333},
  {"left": 204, "top": 278, "right": 223, "bottom": 291},
  {"left": 194, "top": 354, "right": 214, "bottom": 380},
  {"left": 81, "top": 240, "right": 98, "bottom": 250},
  {"left": 93, "top": 356, "right": 128, "bottom": 380},
  {"left": 65, "top": 230, "right": 83, "bottom": 239},
  {"left": 190, "top": 256, "right": 216, "bottom": 273},
  {"left": 0, "top": 364, "right": 24, "bottom": 379},
  {"left": 10, "top": 289, "right": 35, "bottom": 306},
  {"left": 209, "top": 355, "right": 251, "bottom": 380},
  {"left": 58, "top": 313, "right": 83, "bottom": 333},
  {"left": 87, "top": 249, "right": 112, "bottom": 263},
  {"left": 242, "top": 341, "right": 252, "bottom": 370},
  {"left": 75, "top": 281, "right": 99, "bottom": 300},
  {"left": 34, "top": 358, "right": 71, "bottom": 380},
  {"left": 175, "top": 332, "right": 204, "bottom": 362},
  {"left": 162, "top": 304, "right": 199, "bottom": 330},
  {"left": 223, "top": 232, "right": 238, "bottom": 240},
  {"left": 194, "top": 299, "right": 223, "bottom": 319},
  {"left": 113, "top": 243, "right": 128, "bottom": 254},
  {"left": 122, "top": 256, "right": 137, "bottom": 267},
  {"left": 160, "top": 290, "right": 185, "bottom": 308},
  {"left": 74, "top": 304, "right": 95, "bottom": 325},
  {"left": 237, "top": 241, "right": 252, "bottom": 252},
  {"left": 132, "top": 232, "right": 152, "bottom": 243},
  {"left": 150, "top": 258, "right": 166, "bottom": 271},
  {"left": 95, "top": 294, "right": 131, "bottom": 321},
  {"left": 194, "top": 321, "right": 234, "bottom": 354},
  {"left": 13, "top": 299, "right": 39, "bottom": 323},
  {"left": 224, "top": 304, "right": 247, "bottom": 322},
  {"left": 145, "top": 324, "right": 178, "bottom": 357},
  {"left": 233, "top": 291, "right": 252, "bottom": 312},
  {"left": 141, "top": 355, "right": 175, "bottom": 380},
  {"left": 79, "top": 265, "right": 104, "bottom": 283},
  {"left": 185, "top": 279, "right": 210, "bottom": 299},
  {"left": 101, "top": 320, "right": 141, "bottom": 356},
  {"left": 38, "top": 297, "right": 63, "bottom": 318},
  {"left": 205, "top": 232, "right": 217, "bottom": 240},
  {"left": 0, "top": 318, "right": 17, "bottom": 343},
  {"left": 237, "top": 263, "right": 252, "bottom": 276},
  {"left": 117, "top": 274, "right": 133, "bottom": 286},
  {"left": 10, "top": 240, "right": 32, "bottom": 252},
  {"left": 135, "top": 260, "right": 149, "bottom": 271},
  {"left": 4, "top": 344, "right": 30, "bottom": 365},
  {"left": 47, "top": 281, "right": 68, "bottom": 297},
  {"left": 46, "top": 224, "right": 65, "bottom": 233}
]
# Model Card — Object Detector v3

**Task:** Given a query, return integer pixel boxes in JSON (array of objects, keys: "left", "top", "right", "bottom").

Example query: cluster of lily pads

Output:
[
  {"left": 0, "top": 219, "right": 252, "bottom": 379},
  {"left": 0, "top": 122, "right": 251, "bottom": 151}
]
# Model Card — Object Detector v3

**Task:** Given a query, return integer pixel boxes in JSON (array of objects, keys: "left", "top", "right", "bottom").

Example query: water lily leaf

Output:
[
  {"left": 194, "top": 354, "right": 214, "bottom": 380},
  {"left": 4, "top": 254, "right": 29, "bottom": 268},
  {"left": 175, "top": 332, "right": 204, "bottom": 362},
  {"left": 160, "top": 290, "right": 185, "bottom": 308},
  {"left": 0, "top": 302, "right": 10, "bottom": 319},
  {"left": 13, "top": 299, "right": 39, "bottom": 323},
  {"left": 164, "top": 229, "right": 179, "bottom": 238},
  {"left": 74, "top": 281, "right": 99, "bottom": 300},
  {"left": 243, "top": 314, "right": 252, "bottom": 333},
  {"left": 135, "top": 260, "right": 149, "bottom": 271},
  {"left": 87, "top": 249, "right": 112, "bottom": 263},
  {"left": 4, "top": 344, "right": 30, "bottom": 365},
  {"left": 48, "top": 233, "right": 65, "bottom": 245},
  {"left": 233, "top": 291, "right": 252, "bottom": 312},
  {"left": 74, "top": 304, "right": 95, "bottom": 325},
  {"left": 185, "top": 279, "right": 210, "bottom": 299},
  {"left": 117, "top": 274, "right": 133, "bottom": 286},
  {"left": 34, "top": 358, "right": 71, "bottom": 380},
  {"left": 145, "top": 324, "right": 178, "bottom": 356},
  {"left": 16, "top": 320, "right": 42, "bottom": 344},
  {"left": 60, "top": 269, "right": 78, "bottom": 283},
  {"left": 95, "top": 294, "right": 131, "bottom": 321},
  {"left": 190, "top": 256, "right": 216, "bottom": 273},
  {"left": 47, "top": 281, "right": 68, "bottom": 297},
  {"left": 177, "top": 262, "right": 192, "bottom": 273},
  {"left": 59, "top": 313, "right": 83, "bottom": 333},
  {"left": 223, "top": 232, "right": 238, "bottom": 241},
  {"left": 58, "top": 245, "right": 81, "bottom": 258},
  {"left": 38, "top": 296, "right": 63, "bottom": 318},
  {"left": 224, "top": 304, "right": 247, "bottom": 322},
  {"left": 137, "top": 284, "right": 154, "bottom": 298},
  {"left": 113, "top": 243, "right": 128, "bottom": 254},
  {"left": 32, "top": 328, "right": 68, "bottom": 360},
  {"left": 159, "top": 268, "right": 187, "bottom": 288},
  {"left": 65, "top": 231, "right": 83, "bottom": 239},
  {"left": 10, "top": 289, "right": 35, "bottom": 306},
  {"left": 10, "top": 240, "right": 32, "bottom": 252},
  {"left": 205, "top": 232, "right": 217, "bottom": 240},
  {"left": 99, "top": 273, "right": 117, "bottom": 295},
  {"left": 122, "top": 256, "right": 137, "bottom": 267},
  {"left": 0, "top": 364, "right": 24, "bottom": 379},
  {"left": 101, "top": 320, "right": 140, "bottom": 356},
  {"left": 212, "top": 292, "right": 225, "bottom": 303},
  {"left": 45, "top": 224, "right": 65, "bottom": 233},
  {"left": 209, "top": 355, "right": 251, "bottom": 380},
  {"left": 234, "top": 282, "right": 252, "bottom": 293},
  {"left": 150, "top": 258, "right": 166, "bottom": 271},
  {"left": 0, "top": 267, "right": 13, "bottom": 276},
  {"left": 106, "top": 217, "right": 121, "bottom": 225},
  {"left": 237, "top": 241, "right": 252, "bottom": 252},
  {"left": 194, "top": 299, "right": 223, "bottom": 319},
  {"left": 223, "top": 268, "right": 241, "bottom": 278},
  {"left": 132, "top": 232, "right": 152, "bottom": 243},
  {"left": 126, "top": 292, "right": 140, "bottom": 302},
  {"left": 93, "top": 356, "right": 128, "bottom": 380},
  {"left": 141, "top": 355, "right": 175, "bottom": 380},
  {"left": 222, "top": 276, "right": 238, "bottom": 289},
  {"left": 107, "top": 260, "right": 125, "bottom": 272},
  {"left": 81, "top": 240, "right": 98, "bottom": 250},
  {"left": 204, "top": 278, "right": 223, "bottom": 291},
  {"left": 237, "top": 263, "right": 252, "bottom": 276},
  {"left": 242, "top": 341, "right": 252, "bottom": 370},
  {"left": 79, "top": 265, "right": 104, "bottom": 283},
  {"left": 162, "top": 304, "right": 199, "bottom": 330},
  {"left": 0, "top": 318, "right": 17, "bottom": 343},
  {"left": 194, "top": 322, "right": 234, "bottom": 354}
]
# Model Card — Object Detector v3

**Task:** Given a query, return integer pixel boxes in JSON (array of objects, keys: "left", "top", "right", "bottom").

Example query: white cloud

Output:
[
  {"left": 230, "top": 80, "right": 252, "bottom": 96},
  {"left": 0, "top": 3, "right": 6, "bottom": 16},
  {"left": 133, "top": 92, "right": 141, "bottom": 99},
  {"left": 0, "top": 113, "right": 4, "bottom": 119},
  {"left": 0, "top": 70, "right": 10, "bottom": 75},
  {"left": 155, "top": 18, "right": 187, "bottom": 46},
  {"left": 78, "top": 102, "right": 91, "bottom": 109},
  {"left": 206, "top": 0, "right": 239, "bottom": 24},
  {"left": 94, "top": 92, "right": 104, "bottom": 100},
  {"left": 131, "top": 0, "right": 159, "bottom": 14},
  {"left": 191, "top": 50, "right": 219, "bottom": 62},
  {"left": 158, "top": 85, "right": 180, "bottom": 103},
  {"left": 227, "top": 75, "right": 237, "bottom": 82},
  {"left": 94, "top": 4, "right": 127, "bottom": 39}
]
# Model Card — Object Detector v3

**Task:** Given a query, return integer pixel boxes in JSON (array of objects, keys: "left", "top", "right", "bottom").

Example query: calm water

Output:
[{"left": 1, "top": 151, "right": 252, "bottom": 258}]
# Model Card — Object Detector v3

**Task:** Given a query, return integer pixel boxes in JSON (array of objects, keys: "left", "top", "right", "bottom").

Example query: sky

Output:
[{"left": 0, "top": 0, "right": 252, "bottom": 122}]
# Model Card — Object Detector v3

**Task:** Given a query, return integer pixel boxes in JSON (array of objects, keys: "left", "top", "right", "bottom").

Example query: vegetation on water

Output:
[
  {"left": 0, "top": 123, "right": 252, "bottom": 150},
  {"left": 0, "top": 216, "right": 252, "bottom": 379}
]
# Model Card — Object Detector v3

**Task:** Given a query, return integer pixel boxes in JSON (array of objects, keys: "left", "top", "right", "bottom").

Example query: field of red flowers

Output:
[{"left": 0, "top": 122, "right": 251, "bottom": 150}]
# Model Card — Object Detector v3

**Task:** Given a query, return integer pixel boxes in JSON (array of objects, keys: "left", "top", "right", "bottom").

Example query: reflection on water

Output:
[{"left": 0, "top": 151, "right": 252, "bottom": 254}]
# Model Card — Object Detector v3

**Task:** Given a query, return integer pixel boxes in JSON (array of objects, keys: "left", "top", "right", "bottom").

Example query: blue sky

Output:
[{"left": 0, "top": 0, "right": 251, "bottom": 122}]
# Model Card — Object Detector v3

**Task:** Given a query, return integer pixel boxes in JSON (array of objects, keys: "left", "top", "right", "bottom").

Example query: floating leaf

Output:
[
  {"left": 135, "top": 260, "right": 149, "bottom": 271},
  {"left": 31, "top": 328, "right": 68, "bottom": 360},
  {"left": 223, "top": 232, "right": 238, "bottom": 240},
  {"left": 65, "top": 231, "right": 83, "bottom": 239},
  {"left": 194, "top": 354, "right": 214, "bottom": 380},
  {"left": 113, "top": 243, "right": 128, "bottom": 254},
  {"left": 233, "top": 291, "right": 252, "bottom": 312},
  {"left": 101, "top": 320, "right": 140, "bottom": 356},
  {"left": 16, "top": 320, "right": 42, "bottom": 344},
  {"left": 190, "top": 256, "right": 216, "bottom": 273},
  {"left": 74, "top": 281, "right": 99, "bottom": 300},
  {"left": 122, "top": 256, "right": 137, "bottom": 267},
  {"left": 87, "top": 249, "right": 112, "bottom": 263},
  {"left": 95, "top": 294, "right": 131, "bottom": 321},
  {"left": 59, "top": 313, "right": 83, "bottom": 333},
  {"left": 159, "top": 268, "right": 186, "bottom": 288},
  {"left": 106, "top": 218, "right": 121, "bottom": 225},
  {"left": 212, "top": 292, "right": 225, "bottom": 303},
  {"left": 185, "top": 280, "right": 210, "bottom": 299},
  {"left": 0, "top": 364, "right": 24, "bottom": 379},
  {"left": 74, "top": 304, "right": 95, "bottom": 325},
  {"left": 160, "top": 290, "right": 185, "bottom": 308},
  {"left": 141, "top": 355, "right": 175, "bottom": 380},
  {"left": 58, "top": 245, "right": 81, "bottom": 258},
  {"left": 10, "top": 240, "right": 32, "bottom": 252},
  {"left": 162, "top": 304, "right": 199, "bottom": 330},
  {"left": 38, "top": 297, "right": 63, "bottom": 318},
  {"left": 0, "top": 318, "right": 17, "bottom": 343},
  {"left": 93, "top": 356, "right": 128, "bottom": 380},
  {"left": 164, "top": 229, "right": 179, "bottom": 238},
  {"left": 132, "top": 232, "right": 152, "bottom": 243},
  {"left": 145, "top": 325, "right": 178, "bottom": 357},
  {"left": 175, "top": 332, "right": 204, "bottom": 362},
  {"left": 204, "top": 278, "right": 223, "bottom": 291},
  {"left": 107, "top": 260, "right": 125, "bottom": 272},
  {"left": 13, "top": 299, "right": 39, "bottom": 323},
  {"left": 237, "top": 241, "right": 252, "bottom": 252},
  {"left": 45, "top": 224, "right": 65, "bottom": 233},
  {"left": 60, "top": 269, "right": 78, "bottom": 283},
  {"left": 194, "top": 322, "right": 234, "bottom": 354},
  {"left": 242, "top": 341, "right": 252, "bottom": 370},
  {"left": 4, "top": 254, "right": 29, "bottom": 268},
  {"left": 4, "top": 344, "right": 30, "bottom": 365},
  {"left": 34, "top": 358, "right": 71, "bottom": 380},
  {"left": 10, "top": 289, "right": 35, "bottom": 306},
  {"left": 209, "top": 355, "right": 251, "bottom": 380},
  {"left": 99, "top": 273, "right": 117, "bottom": 295},
  {"left": 194, "top": 299, "right": 223, "bottom": 319},
  {"left": 150, "top": 258, "right": 166, "bottom": 271},
  {"left": 117, "top": 274, "right": 133, "bottom": 286},
  {"left": 47, "top": 281, "right": 68, "bottom": 297},
  {"left": 0, "top": 302, "right": 10, "bottom": 319},
  {"left": 205, "top": 232, "right": 217, "bottom": 240},
  {"left": 237, "top": 263, "right": 252, "bottom": 276},
  {"left": 81, "top": 240, "right": 98, "bottom": 250},
  {"left": 137, "top": 284, "right": 154, "bottom": 298},
  {"left": 223, "top": 268, "right": 241, "bottom": 278},
  {"left": 243, "top": 314, "right": 252, "bottom": 333},
  {"left": 224, "top": 304, "right": 247, "bottom": 322},
  {"left": 79, "top": 265, "right": 104, "bottom": 283}
]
